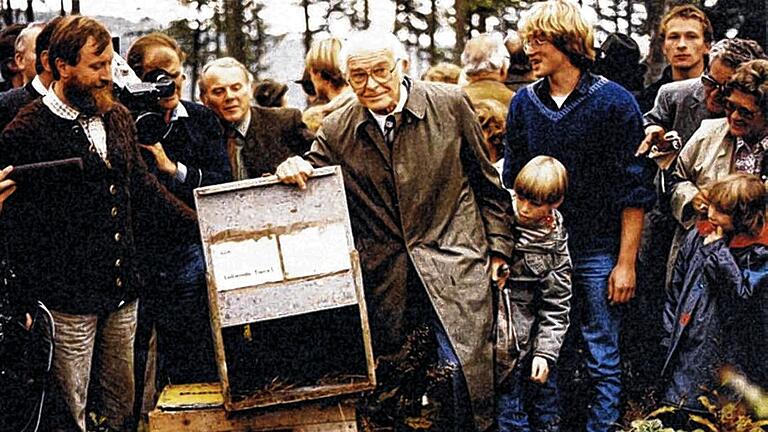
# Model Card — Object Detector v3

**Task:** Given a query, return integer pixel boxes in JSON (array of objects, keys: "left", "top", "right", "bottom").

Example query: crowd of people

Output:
[{"left": 0, "top": 0, "right": 766, "bottom": 431}]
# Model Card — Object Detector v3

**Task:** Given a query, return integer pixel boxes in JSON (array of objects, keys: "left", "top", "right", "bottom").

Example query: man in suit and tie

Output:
[{"left": 198, "top": 57, "right": 313, "bottom": 180}]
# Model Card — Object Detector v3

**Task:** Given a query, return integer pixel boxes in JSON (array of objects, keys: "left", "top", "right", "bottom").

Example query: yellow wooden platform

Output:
[{"left": 148, "top": 383, "right": 357, "bottom": 432}]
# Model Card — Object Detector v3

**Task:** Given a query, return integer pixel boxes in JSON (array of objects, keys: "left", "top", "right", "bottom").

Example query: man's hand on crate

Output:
[{"left": 276, "top": 156, "right": 314, "bottom": 190}]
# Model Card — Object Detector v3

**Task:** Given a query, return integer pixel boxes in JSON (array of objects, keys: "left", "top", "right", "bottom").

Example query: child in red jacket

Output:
[{"left": 663, "top": 173, "right": 768, "bottom": 413}]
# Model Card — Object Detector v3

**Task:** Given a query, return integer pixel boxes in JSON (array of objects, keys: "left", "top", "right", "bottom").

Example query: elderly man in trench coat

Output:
[{"left": 277, "top": 31, "right": 514, "bottom": 430}]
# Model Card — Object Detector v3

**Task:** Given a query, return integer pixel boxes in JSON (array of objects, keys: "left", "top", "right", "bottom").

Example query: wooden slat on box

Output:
[{"left": 149, "top": 383, "right": 357, "bottom": 432}]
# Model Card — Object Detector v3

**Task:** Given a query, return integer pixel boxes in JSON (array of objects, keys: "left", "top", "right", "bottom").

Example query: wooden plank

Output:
[
  {"left": 155, "top": 382, "right": 223, "bottom": 410},
  {"left": 216, "top": 270, "right": 358, "bottom": 327},
  {"left": 225, "top": 381, "right": 373, "bottom": 412},
  {"left": 149, "top": 384, "right": 357, "bottom": 432}
]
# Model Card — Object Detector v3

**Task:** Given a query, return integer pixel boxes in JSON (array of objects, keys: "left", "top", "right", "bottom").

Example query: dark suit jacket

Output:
[
  {"left": 142, "top": 100, "right": 232, "bottom": 208},
  {"left": 0, "top": 81, "right": 41, "bottom": 131},
  {"left": 0, "top": 100, "right": 197, "bottom": 314},
  {"left": 240, "top": 105, "right": 314, "bottom": 177}
]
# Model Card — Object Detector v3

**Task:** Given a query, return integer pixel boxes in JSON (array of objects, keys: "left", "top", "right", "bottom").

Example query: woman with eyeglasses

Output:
[
  {"left": 669, "top": 60, "right": 768, "bottom": 289},
  {"left": 672, "top": 58, "right": 768, "bottom": 227}
]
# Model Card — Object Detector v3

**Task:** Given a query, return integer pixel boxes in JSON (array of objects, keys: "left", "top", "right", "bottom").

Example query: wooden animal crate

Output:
[
  {"left": 148, "top": 382, "right": 357, "bottom": 432},
  {"left": 194, "top": 167, "right": 376, "bottom": 412}
]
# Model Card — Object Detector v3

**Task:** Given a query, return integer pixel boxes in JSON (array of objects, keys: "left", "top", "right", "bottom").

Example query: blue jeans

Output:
[
  {"left": 572, "top": 251, "right": 621, "bottom": 432},
  {"left": 497, "top": 360, "right": 561, "bottom": 432},
  {"left": 431, "top": 313, "right": 475, "bottom": 431}
]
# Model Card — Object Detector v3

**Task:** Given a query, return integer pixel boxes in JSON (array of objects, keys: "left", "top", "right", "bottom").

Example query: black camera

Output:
[
  {"left": 113, "top": 67, "right": 177, "bottom": 145},
  {"left": 114, "top": 69, "right": 175, "bottom": 114}
]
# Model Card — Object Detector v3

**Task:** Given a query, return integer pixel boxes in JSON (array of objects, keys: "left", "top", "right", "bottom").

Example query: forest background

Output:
[{"left": 1, "top": 0, "right": 764, "bottom": 107}]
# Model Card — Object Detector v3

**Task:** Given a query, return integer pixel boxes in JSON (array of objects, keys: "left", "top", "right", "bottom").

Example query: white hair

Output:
[
  {"left": 14, "top": 22, "right": 44, "bottom": 55},
  {"left": 339, "top": 30, "right": 407, "bottom": 74},
  {"left": 461, "top": 33, "right": 509, "bottom": 76}
]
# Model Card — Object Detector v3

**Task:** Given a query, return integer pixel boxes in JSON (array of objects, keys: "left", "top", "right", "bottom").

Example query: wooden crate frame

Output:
[
  {"left": 194, "top": 167, "right": 376, "bottom": 412},
  {"left": 148, "top": 383, "right": 357, "bottom": 432}
]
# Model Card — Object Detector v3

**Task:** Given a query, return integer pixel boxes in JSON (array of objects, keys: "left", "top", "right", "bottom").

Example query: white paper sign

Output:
[
  {"left": 279, "top": 223, "right": 351, "bottom": 279},
  {"left": 210, "top": 237, "right": 284, "bottom": 291}
]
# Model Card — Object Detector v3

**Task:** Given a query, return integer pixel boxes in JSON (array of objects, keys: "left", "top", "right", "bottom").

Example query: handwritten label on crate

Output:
[
  {"left": 210, "top": 236, "right": 283, "bottom": 291},
  {"left": 280, "top": 223, "right": 351, "bottom": 279}
]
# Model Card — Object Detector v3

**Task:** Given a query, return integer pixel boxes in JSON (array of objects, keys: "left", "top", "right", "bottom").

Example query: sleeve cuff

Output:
[{"left": 175, "top": 162, "right": 187, "bottom": 183}]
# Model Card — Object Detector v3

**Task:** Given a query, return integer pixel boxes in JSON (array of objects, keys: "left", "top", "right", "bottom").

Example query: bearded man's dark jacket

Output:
[{"left": 0, "top": 99, "right": 197, "bottom": 315}]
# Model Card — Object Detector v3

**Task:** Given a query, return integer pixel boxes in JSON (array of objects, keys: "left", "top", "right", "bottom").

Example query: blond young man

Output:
[
  {"left": 502, "top": 1, "right": 655, "bottom": 430},
  {"left": 301, "top": 37, "right": 356, "bottom": 132}
]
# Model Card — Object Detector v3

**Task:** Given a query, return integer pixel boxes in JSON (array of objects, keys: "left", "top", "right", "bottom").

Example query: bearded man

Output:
[{"left": 0, "top": 16, "right": 197, "bottom": 432}]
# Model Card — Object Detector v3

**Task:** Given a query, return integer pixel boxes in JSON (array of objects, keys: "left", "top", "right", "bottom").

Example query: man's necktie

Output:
[
  {"left": 383, "top": 115, "right": 396, "bottom": 149},
  {"left": 226, "top": 129, "right": 240, "bottom": 180}
]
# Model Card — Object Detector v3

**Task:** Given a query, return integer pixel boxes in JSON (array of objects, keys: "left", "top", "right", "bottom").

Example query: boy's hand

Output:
[
  {"left": 0, "top": 165, "right": 17, "bottom": 214},
  {"left": 704, "top": 225, "right": 724, "bottom": 245},
  {"left": 490, "top": 256, "right": 510, "bottom": 290},
  {"left": 530, "top": 356, "right": 549, "bottom": 384}
]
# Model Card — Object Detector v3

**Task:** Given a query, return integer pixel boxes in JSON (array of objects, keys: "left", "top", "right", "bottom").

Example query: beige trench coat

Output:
[
  {"left": 668, "top": 118, "right": 734, "bottom": 283},
  {"left": 306, "top": 79, "right": 514, "bottom": 430}
]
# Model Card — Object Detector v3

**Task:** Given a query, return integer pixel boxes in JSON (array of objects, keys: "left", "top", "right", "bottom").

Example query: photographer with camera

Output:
[{"left": 125, "top": 32, "right": 230, "bottom": 416}]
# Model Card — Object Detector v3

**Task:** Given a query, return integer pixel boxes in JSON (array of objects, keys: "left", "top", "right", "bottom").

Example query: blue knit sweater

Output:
[{"left": 503, "top": 73, "right": 655, "bottom": 253}]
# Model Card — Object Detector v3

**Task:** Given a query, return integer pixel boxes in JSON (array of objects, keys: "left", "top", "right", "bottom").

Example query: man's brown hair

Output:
[
  {"left": 660, "top": 5, "right": 713, "bottom": 43},
  {"left": 48, "top": 15, "right": 111, "bottom": 80},
  {"left": 35, "top": 16, "right": 65, "bottom": 75},
  {"left": 707, "top": 173, "right": 767, "bottom": 237},
  {"left": 127, "top": 32, "right": 186, "bottom": 79}
]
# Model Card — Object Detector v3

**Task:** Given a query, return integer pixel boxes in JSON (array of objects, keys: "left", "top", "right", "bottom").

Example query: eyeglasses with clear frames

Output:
[
  {"left": 347, "top": 61, "right": 399, "bottom": 90},
  {"left": 523, "top": 37, "right": 550, "bottom": 51}
]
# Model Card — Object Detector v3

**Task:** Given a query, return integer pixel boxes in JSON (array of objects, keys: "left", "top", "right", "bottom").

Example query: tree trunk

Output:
[
  {"left": 363, "top": 0, "right": 369, "bottom": 29},
  {"left": 214, "top": 8, "right": 222, "bottom": 58},
  {"left": 4, "top": 0, "right": 13, "bottom": 25},
  {"left": 191, "top": 22, "right": 201, "bottom": 100},
  {"left": 302, "top": 0, "right": 311, "bottom": 55},
  {"left": 224, "top": 0, "right": 247, "bottom": 64},
  {"left": 643, "top": 0, "right": 669, "bottom": 85},
  {"left": 25, "top": 0, "right": 32, "bottom": 22},
  {"left": 454, "top": 0, "right": 466, "bottom": 60},
  {"left": 71, "top": 0, "right": 80, "bottom": 15},
  {"left": 428, "top": 0, "right": 437, "bottom": 64},
  {"left": 59, "top": 0, "right": 65, "bottom": 16}
]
